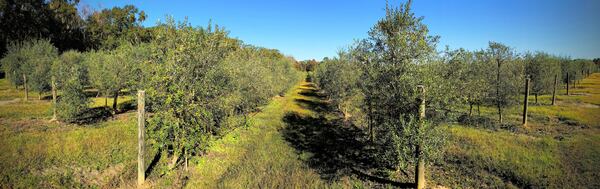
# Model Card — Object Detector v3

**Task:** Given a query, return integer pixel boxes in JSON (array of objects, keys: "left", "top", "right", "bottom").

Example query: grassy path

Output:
[{"left": 185, "top": 80, "right": 330, "bottom": 188}]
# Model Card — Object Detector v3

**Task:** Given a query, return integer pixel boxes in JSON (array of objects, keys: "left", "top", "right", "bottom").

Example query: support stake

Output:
[
  {"left": 137, "top": 90, "right": 145, "bottom": 186},
  {"left": 416, "top": 85, "right": 426, "bottom": 189}
]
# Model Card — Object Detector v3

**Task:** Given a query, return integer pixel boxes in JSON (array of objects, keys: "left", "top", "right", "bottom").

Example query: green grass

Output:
[
  {"left": 436, "top": 73, "right": 600, "bottom": 188},
  {"left": 2, "top": 73, "right": 599, "bottom": 188},
  {"left": 0, "top": 79, "right": 23, "bottom": 100},
  {"left": 0, "top": 101, "right": 51, "bottom": 120},
  {"left": 440, "top": 125, "right": 565, "bottom": 188},
  {"left": 185, "top": 79, "right": 334, "bottom": 188},
  {"left": 0, "top": 79, "right": 151, "bottom": 188},
  {"left": 0, "top": 114, "right": 148, "bottom": 188}
]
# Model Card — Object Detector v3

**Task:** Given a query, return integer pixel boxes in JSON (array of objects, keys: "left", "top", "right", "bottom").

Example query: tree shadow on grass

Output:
[
  {"left": 282, "top": 85, "right": 414, "bottom": 187},
  {"left": 73, "top": 107, "right": 113, "bottom": 124},
  {"left": 146, "top": 150, "right": 162, "bottom": 178},
  {"left": 71, "top": 99, "right": 136, "bottom": 125}
]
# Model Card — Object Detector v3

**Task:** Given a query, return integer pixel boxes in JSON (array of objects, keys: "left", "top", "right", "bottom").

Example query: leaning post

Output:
[
  {"left": 522, "top": 77, "right": 530, "bottom": 126},
  {"left": 137, "top": 90, "right": 145, "bottom": 186},
  {"left": 416, "top": 85, "right": 426, "bottom": 189}
]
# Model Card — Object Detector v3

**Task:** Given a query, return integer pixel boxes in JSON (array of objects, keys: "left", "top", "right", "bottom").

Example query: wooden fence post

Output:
[
  {"left": 416, "top": 85, "right": 425, "bottom": 189},
  {"left": 552, "top": 74, "right": 557, "bottom": 106},
  {"left": 522, "top": 77, "right": 530, "bottom": 126},
  {"left": 137, "top": 90, "right": 145, "bottom": 186},
  {"left": 51, "top": 76, "right": 57, "bottom": 121}
]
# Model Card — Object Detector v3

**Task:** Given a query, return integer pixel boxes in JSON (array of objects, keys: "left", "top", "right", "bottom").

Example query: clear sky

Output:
[{"left": 79, "top": 0, "right": 600, "bottom": 61}]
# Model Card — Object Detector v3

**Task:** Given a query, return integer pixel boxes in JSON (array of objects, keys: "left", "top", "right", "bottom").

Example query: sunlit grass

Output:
[
  {"left": 445, "top": 125, "right": 565, "bottom": 188},
  {"left": 186, "top": 77, "right": 334, "bottom": 188},
  {"left": 0, "top": 79, "right": 23, "bottom": 100},
  {"left": 90, "top": 95, "right": 134, "bottom": 108},
  {"left": 441, "top": 73, "right": 600, "bottom": 188},
  {"left": 0, "top": 101, "right": 51, "bottom": 120},
  {"left": 0, "top": 113, "right": 150, "bottom": 188}
]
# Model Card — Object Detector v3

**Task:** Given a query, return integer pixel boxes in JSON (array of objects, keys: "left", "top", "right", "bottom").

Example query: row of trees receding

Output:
[
  {"left": 2, "top": 17, "right": 301, "bottom": 173},
  {"left": 314, "top": 1, "right": 599, "bottom": 187}
]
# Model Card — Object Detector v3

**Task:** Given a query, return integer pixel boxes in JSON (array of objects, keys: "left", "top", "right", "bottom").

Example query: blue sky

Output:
[{"left": 79, "top": 0, "right": 600, "bottom": 61}]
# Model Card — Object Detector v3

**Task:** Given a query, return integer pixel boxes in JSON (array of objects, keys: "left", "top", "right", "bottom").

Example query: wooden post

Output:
[
  {"left": 552, "top": 74, "right": 557, "bottom": 105},
  {"left": 23, "top": 74, "right": 28, "bottom": 101},
  {"left": 51, "top": 76, "right": 57, "bottom": 121},
  {"left": 416, "top": 85, "right": 425, "bottom": 189},
  {"left": 137, "top": 90, "right": 145, "bottom": 186},
  {"left": 522, "top": 77, "right": 530, "bottom": 126}
]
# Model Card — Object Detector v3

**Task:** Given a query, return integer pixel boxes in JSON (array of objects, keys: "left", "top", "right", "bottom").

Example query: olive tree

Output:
[
  {"left": 1, "top": 42, "right": 25, "bottom": 89},
  {"left": 85, "top": 50, "right": 113, "bottom": 107},
  {"left": 52, "top": 50, "right": 88, "bottom": 122},
  {"left": 317, "top": 1, "right": 446, "bottom": 177},
  {"left": 22, "top": 39, "right": 58, "bottom": 100},
  {"left": 485, "top": 42, "right": 523, "bottom": 124},
  {"left": 524, "top": 52, "right": 561, "bottom": 104},
  {"left": 1, "top": 39, "right": 58, "bottom": 100},
  {"left": 144, "top": 19, "right": 240, "bottom": 170}
]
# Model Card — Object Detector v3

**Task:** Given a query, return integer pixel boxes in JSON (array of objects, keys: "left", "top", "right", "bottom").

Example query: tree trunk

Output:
[
  {"left": 184, "top": 148, "right": 188, "bottom": 172},
  {"left": 477, "top": 103, "right": 481, "bottom": 116},
  {"left": 368, "top": 100, "right": 374, "bottom": 143},
  {"left": 498, "top": 107, "right": 503, "bottom": 124},
  {"left": 496, "top": 59, "right": 502, "bottom": 124},
  {"left": 566, "top": 73, "right": 570, "bottom": 96},
  {"left": 23, "top": 74, "right": 28, "bottom": 101},
  {"left": 38, "top": 92, "right": 42, "bottom": 100},
  {"left": 535, "top": 93, "right": 538, "bottom": 105},
  {"left": 552, "top": 74, "right": 557, "bottom": 106},
  {"left": 469, "top": 103, "right": 473, "bottom": 117},
  {"left": 112, "top": 89, "right": 119, "bottom": 113},
  {"left": 169, "top": 150, "right": 180, "bottom": 170}
]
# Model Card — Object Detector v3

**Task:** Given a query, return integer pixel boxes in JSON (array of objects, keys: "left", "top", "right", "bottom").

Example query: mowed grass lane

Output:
[{"left": 185, "top": 80, "right": 331, "bottom": 188}]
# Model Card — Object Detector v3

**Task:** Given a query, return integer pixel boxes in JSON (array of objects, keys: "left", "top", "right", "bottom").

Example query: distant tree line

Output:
[
  {"left": 0, "top": 0, "right": 149, "bottom": 77},
  {"left": 294, "top": 59, "right": 318, "bottom": 72}
]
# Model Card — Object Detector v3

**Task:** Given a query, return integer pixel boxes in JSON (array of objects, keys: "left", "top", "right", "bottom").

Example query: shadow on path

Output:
[{"left": 281, "top": 82, "right": 414, "bottom": 188}]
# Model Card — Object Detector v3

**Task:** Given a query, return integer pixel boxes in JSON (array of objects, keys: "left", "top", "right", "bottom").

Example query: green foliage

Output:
[
  {"left": 0, "top": 0, "right": 88, "bottom": 57},
  {"left": 85, "top": 5, "right": 150, "bottom": 49},
  {"left": 23, "top": 39, "right": 59, "bottom": 95},
  {"left": 86, "top": 43, "right": 147, "bottom": 109},
  {"left": 1, "top": 42, "right": 25, "bottom": 87},
  {"left": 390, "top": 117, "right": 446, "bottom": 170},
  {"left": 524, "top": 52, "right": 561, "bottom": 99},
  {"left": 1, "top": 39, "right": 58, "bottom": 96},
  {"left": 486, "top": 42, "right": 523, "bottom": 111},
  {"left": 316, "top": 1, "right": 445, "bottom": 170},
  {"left": 315, "top": 51, "right": 364, "bottom": 122},
  {"left": 53, "top": 50, "right": 88, "bottom": 122},
  {"left": 144, "top": 18, "right": 301, "bottom": 167},
  {"left": 295, "top": 59, "right": 319, "bottom": 72}
]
